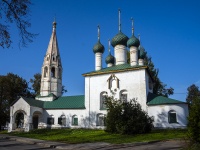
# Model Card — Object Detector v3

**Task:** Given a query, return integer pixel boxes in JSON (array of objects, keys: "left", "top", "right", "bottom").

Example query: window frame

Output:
[
  {"left": 47, "top": 117, "right": 54, "bottom": 125},
  {"left": 168, "top": 110, "right": 177, "bottom": 123},
  {"left": 100, "top": 92, "right": 107, "bottom": 110},
  {"left": 72, "top": 115, "right": 78, "bottom": 126},
  {"left": 120, "top": 90, "right": 128, "bottom": 102},
  {"left": 96, "top": 114, "right": 106, "bottom": 126}
]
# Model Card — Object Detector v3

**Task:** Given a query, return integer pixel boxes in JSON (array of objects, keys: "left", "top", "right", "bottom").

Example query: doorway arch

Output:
[
  {"left": 32, "top": 111, "right": 42, "bottom": 129},
  {"left": 14, "top": 110, "right": 26, "bottom": 129}
]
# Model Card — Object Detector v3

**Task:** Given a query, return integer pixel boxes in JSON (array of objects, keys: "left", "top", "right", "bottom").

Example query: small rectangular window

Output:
[
  {"left": 47, "top": 117, "right": 54, "bottom": 125},
  {"left": 73, "top": 118, "right": 78, "bottom": 125},
  {"left": 169, "top": 113, "right": 177, "bottom": 123},
  {"left": 58, "top": 117, "right": 66, "bottom": 125}
]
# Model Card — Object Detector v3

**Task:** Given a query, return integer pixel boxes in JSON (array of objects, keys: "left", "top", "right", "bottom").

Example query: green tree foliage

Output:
[
  {"left": 0, "top": 0, "right": 36, "bottom": 48},
  {"left": 186, "top": 84, "right": 200, "bottom": 107},
  {"left": 0, "top": 73, "right": 31, "bottom": 129},
  {"left": 144, "top": 55, "right": 174, "bottom": 97},
  {"left": 105, "top": 96, "right": 154, "bottom": 134},
  {"left": 30, "top": 73, "right": 41, "bottom": 96},
  {"left": 188, "top": 90, "right": 200, "bottom": 146},
  {"left": 186, "top": 84, "right": 200, "bottom": 148}
]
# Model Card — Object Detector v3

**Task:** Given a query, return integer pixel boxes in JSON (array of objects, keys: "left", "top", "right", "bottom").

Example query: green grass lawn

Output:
[{"left": 0, "top": 128, "right": 187, "bottom": 144}]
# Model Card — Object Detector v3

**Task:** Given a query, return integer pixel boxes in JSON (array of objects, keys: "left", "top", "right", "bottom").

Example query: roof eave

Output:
[
  {"left": 147, "top": 102, "right": 187, "bottom": 106},
  {"left": 82, "top": 66, "right": 148, "bottom": 77}
]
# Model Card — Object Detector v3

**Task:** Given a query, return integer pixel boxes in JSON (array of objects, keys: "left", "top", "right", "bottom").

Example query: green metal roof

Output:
[
  {"left": 82, "top": 64, "right": 147, "bottom": 76},
  {"left": 147, "top": 93, "right": 186, "bottom": 105},
  {"left": 20, "top": 95, "right": 85, "bottom": 109},
  {"left": 23, "top": 97, "right": 44, "bottom": 108},
  {"left": 44, "top": 95, "right": 85, "bottom": 109}
]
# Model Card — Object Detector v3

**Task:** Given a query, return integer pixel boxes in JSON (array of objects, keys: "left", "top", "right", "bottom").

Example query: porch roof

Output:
[
  {"left": 147, "top": 93, "right": 187, "bottom": 105},
  {"left": 22, "top": 95, "right": 85, "bottom": 109}
]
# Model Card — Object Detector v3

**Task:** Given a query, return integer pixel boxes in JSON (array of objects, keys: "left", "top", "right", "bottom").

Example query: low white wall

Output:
[{"left": 147, "top": 104, "right": 188, "bottom": 128}]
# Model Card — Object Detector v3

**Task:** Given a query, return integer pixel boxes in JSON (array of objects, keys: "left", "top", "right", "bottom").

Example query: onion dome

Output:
[
  {"left": 138, "top": 45, "right": 146, "bottom": 59},
  {"left": 93, "top": 40, "right": 105, "bottom": 53},
  {"left": 127, "top": 18, "right": 140, "bottom": 48},
  {"left": 111, "top": 9, "right": 128, "bottom": 47},
  {"left": 106, "top": 53, "right": 115, "bottom": 64},
  {"left": 93, "top": 25, "right": 105, "bottom": 54},
  {"left": 111, "top": 32, "right": 129, "bottom": 47},
  {"left": 127, "top": 35, "right": 140, "bottom": 48}
]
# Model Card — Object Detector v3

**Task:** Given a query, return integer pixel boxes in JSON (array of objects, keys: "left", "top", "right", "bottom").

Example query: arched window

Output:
[
  {"left": 72, "top": 115, "right": 78, "bottom": 126},
  {"left": 100, "top": 92, "right": 107, "bottom": 110},
  {"left": 58, "top": 115, "right": 66, "bottom": 126},
  {"left": 52, "top": 55, "right": 56, "bottom": 61},
  {"left": 58, "top": 68, "right": 62, "bottom": 79},
  {"left": 168, "top": 110, "right": 177, "bottom": 123},
  {"left": 51, "top": 67, "right": 55, "bottom": 77},
  {"left": 44, "top": 66, "right": 48, "bottom": 77},
  {"left": 120, "top": 90, "right": 128, "bottom": 102},
  {"left": 47, "top": 115, "right": 54, "bottom": 125},
  {"left": 96, "top": 113, "right": 106, "bottom": 126}
]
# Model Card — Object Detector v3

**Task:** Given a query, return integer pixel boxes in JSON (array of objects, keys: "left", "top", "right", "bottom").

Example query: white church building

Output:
[{"left": 8, "top": 14, "right": 188, "bottom": 132}]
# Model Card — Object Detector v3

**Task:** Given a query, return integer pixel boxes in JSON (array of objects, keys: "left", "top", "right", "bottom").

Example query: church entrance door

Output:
[{"left": 33, "top": 116, "right": 38, "bottom": 129}]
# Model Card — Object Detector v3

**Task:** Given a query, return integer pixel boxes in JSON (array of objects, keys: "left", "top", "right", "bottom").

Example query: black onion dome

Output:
[
  {"left": 111, "top": 31, "right": 129, "bottom": 47},
  {"left": 93, "top": 40, "right": 105, "bottom": 53},
  {"left": 105, "top": 53, "right": 115, "bottom": 64},
  {"left": 127, "top": 35, "right": 140, "bottom": 48}
]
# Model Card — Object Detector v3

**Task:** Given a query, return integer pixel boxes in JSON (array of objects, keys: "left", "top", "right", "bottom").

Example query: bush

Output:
[{"left": 105, "top": 97, "right": 153, "bottom": 134}]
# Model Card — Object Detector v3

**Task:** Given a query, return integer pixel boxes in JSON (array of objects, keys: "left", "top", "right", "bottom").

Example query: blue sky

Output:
[{"left": 1, "top": 0, "right": 200, "bottom": 101}]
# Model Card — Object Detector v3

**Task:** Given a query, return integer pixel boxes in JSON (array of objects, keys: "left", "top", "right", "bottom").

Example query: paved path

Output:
[
  {"left": 0, "top": 138, "right": 54, "bottom": 150},
  {"left": 0, "top": 134, "right": 185, "bottom": 150}
]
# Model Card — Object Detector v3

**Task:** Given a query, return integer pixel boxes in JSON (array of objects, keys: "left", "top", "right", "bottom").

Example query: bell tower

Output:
[{"left": 39, "top": 21, "right": 62, "bottom": 99}]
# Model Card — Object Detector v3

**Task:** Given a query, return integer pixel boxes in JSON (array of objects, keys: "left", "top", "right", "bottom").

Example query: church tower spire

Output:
[{"left": 39, "top": 21, "right": 62, "bottom": 100}]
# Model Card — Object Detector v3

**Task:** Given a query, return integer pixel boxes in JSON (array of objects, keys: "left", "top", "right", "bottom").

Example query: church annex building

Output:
[{"left": 8, "top": 14, "right": 188, "bottom": 132}]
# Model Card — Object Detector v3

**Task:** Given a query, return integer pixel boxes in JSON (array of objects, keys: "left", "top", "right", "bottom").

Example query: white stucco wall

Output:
[
  {"left": 9, "top": 98, "right": 31, "bottom": 131},
  {"left": 147, "top": 104, "right": 189, "bottom": 128},
  {"left": 42, "top": 109, "right": 90, "bottom": 128},
  {"left": 85, "top": 68, "right": 149, "bottom": 121}
]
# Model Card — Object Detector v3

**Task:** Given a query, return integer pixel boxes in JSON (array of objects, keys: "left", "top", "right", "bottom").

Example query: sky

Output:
[{"left": 0, "top": 0, "right": 200, "bottom": 101}]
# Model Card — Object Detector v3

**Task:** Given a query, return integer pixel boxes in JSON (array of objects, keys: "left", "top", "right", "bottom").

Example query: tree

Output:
[
  {"left": 186, "top": 84, "right": 200, "bottom": 106},
  {"left": 187, "top": 85, "right": 200, "bottom": 146},
  {"left": 30, "top": 73, "right": 41, "bottom": 96},
  {"left": 0, "top": 73, "right": 31, "bottom": 130},
  {"left": 105, "top": 96, "right": 154, "bottom": 134},
  {"left": 0, "top": 0, "right": 36, "bottom": 48}
]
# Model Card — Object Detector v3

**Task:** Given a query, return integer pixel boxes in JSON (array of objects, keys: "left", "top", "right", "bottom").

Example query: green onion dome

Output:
[
  {"left": 111, "top": 32, "right": 129, "bottom": 47},
  {"left": 105, "top": 53, "right": 115, "bottom": 64},
  {"left": 138, "top": 45, "right": 146, "bottom": 59},
  {"left": 93, "top": 40, "right": 105, "bottom": 53},
  {"left": 127, "top": 35, "right": 140, "bottom": 48}
]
